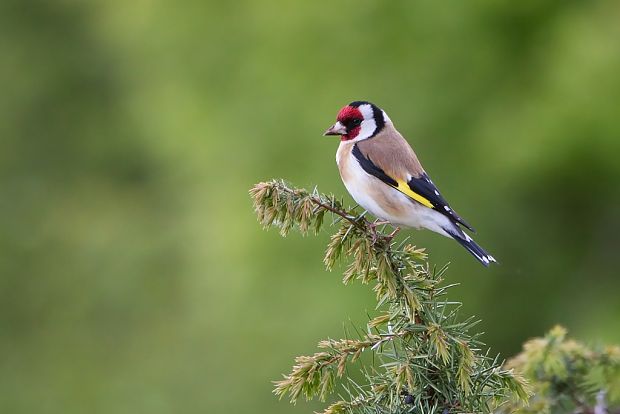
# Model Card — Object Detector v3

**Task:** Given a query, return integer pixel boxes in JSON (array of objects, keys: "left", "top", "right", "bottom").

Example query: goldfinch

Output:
[{"left": 324, "top": 101, "right": 496, "bottom": 266}]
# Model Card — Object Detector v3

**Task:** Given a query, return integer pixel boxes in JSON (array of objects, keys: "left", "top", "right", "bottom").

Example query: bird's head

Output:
[{"left": 324, "top": 101, "right": 390, "bottom": 142}]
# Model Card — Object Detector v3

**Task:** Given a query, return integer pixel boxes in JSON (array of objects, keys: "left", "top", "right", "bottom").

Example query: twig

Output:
[{"left": 278, "top": 184, "right": 368, "bottom": 231}]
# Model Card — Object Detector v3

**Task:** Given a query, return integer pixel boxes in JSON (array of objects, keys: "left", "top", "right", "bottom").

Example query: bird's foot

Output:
[
  {"left": 385, "top": 227, "right": 401, "bottom": 242},
  {"left": 368, "top": 219, "right": 390, "bottom": 232},
  {"left": 369, "top": 226, "right": 380, "bottom": 244},
  {"left": 368, "top": 220, "right": 392, "bottom": 244}
]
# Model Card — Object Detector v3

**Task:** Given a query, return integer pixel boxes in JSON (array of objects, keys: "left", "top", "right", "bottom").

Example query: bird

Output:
[{"left": 323, "top": 100, "right": 496, "bottom": 266}]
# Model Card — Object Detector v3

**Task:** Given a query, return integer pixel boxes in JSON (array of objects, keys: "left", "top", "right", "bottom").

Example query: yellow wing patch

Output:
[{"left": 395, "top": 179, "right": 434, "bottom": 208}]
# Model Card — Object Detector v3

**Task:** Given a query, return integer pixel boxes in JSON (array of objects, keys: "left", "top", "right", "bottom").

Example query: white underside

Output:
[{"left": 337, "top": 144, "right": 455, "bottom": 238}]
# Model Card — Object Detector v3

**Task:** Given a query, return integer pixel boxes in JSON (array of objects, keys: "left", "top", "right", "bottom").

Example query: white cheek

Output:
[
  {"left": 348, "top": 104, "right": 380, "bottom": 142},
  {"left": 359, "top": 119, "right": 377, "bottom": 138},
  {"left": 349, "top": 119, "right": 377, "bottom": 142}
]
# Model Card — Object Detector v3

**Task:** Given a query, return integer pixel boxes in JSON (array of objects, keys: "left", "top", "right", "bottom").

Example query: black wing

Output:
[
  {"left": 352, "top": 144, "right": 475, "bottom": 232},
  {"left": 407, "top": 173, "right": 475, "bottom": 232}
]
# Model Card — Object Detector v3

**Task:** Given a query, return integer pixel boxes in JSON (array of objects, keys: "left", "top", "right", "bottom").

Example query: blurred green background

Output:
[{"left": 2, "top": 1, "right": 619, "bottom": 413}]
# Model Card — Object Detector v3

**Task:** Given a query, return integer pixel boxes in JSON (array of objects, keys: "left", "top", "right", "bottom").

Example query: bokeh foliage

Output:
[
  {"left": 1, "top": 1, "right": 619, "bottom": 413},
  {"left": 500, "top": 326, "right": 620, "bottom": 414}
]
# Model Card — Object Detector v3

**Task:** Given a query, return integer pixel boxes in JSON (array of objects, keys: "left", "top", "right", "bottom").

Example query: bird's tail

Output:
[{"left": 445, "top": 228, "right": 497, "bottom": 267}]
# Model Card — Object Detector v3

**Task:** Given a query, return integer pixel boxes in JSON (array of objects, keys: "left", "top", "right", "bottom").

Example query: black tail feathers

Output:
[{"left": 448, "top": 231, "right": 497, "bottom": 267}]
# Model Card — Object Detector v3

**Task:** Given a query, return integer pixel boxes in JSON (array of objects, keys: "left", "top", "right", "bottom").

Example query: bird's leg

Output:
[
  {"left": 368, "top": 219, "right": 390, "bottom": 244},
  {"left": 369, "top": 219, "right": 390, "bottom": 229},
  {"left": 385, "top": 227, "right": 401, "bottom": 242}
]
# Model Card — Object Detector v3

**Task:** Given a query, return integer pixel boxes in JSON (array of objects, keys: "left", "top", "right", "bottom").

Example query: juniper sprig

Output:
[{"left": 250, "top": 180, "right": 530, "bottom": 413}]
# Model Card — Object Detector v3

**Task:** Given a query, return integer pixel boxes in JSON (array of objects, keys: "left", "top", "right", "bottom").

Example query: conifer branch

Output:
[{"left": 250, "top": 180, "right": 531, "bottom": 413}]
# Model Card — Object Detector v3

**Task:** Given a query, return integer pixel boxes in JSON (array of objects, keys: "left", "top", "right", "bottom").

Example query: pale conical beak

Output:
[{"left": 323, "top": 121, "right": 347, "bottom": 136}]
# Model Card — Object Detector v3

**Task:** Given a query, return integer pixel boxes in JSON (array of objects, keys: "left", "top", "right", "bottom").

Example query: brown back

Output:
[{"left": 356, "top": 124, "right": 424, "bottom": 180}]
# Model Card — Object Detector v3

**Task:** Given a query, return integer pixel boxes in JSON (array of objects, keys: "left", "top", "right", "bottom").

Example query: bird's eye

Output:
[{"left": 350, "top": 118, "right": 362, "bottom": 127}]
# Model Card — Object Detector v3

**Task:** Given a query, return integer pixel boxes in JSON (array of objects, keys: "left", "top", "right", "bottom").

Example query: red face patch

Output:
[
  {"left": 337, "top": 106, "right": 363, "bottom": 122},
  {"left": 336, "top": 106, "right": 363, "bottom": 141}
]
